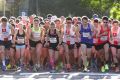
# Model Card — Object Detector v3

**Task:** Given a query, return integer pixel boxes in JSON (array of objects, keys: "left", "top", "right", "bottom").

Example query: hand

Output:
[
  {"left": 12, "top": 44, "right": 15, "bottom": 47},
  {"left": 26, "top": 45, "right": 30, "bottom": 50},
  {"left": 109, "top": 40, "right": 113, "bottom": 44},
  {"left": 7, "top": 34, "right": 11, "bottom": 38},
  {"left": 57, "top": 44, "right": 61, "bottom": 50},
  {"left": 26, "top": 43, "right": 30, "bottom": 48},
  {"left": 88, "top": 35, "right": 92, "bottom": 39},
  {"left": 41, "top": 39, "right": 44, "bottom": 44},
  {"left": 17, "top": 40, "right": 21, "bottom": 44},
  {"left": 44, "top": 42, "right": 49, "bottom": 47}
]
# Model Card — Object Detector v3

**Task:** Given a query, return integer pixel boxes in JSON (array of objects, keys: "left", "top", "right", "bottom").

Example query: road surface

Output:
[{"left": 0, "top": 70, "right": 120, "bottom": 80}]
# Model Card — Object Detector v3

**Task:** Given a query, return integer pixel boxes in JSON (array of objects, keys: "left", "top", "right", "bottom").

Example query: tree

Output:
[
  {"left": 110, "top": 3, "right": 120, "bottom": 20},
  {"left": 10, "top": 0, "right": 120, "bottom": 19}
]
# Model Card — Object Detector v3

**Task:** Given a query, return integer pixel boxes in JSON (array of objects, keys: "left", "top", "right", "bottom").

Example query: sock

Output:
[
  {"left": 50, "top": 58, "right": 54, "bottom": 68},
  {"left": 2, "top": 59, "right": 6, "bottom": 66}
]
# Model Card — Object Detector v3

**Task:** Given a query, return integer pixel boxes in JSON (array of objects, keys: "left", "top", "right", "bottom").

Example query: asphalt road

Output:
[{"left": 0, "top": 70, "right": 120, "bottom": 80}]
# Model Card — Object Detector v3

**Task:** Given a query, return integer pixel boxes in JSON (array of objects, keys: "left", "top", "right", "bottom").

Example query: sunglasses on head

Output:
[
  {"left": 67, "top": 22, "right": 72, "bottom": 24},
  {"left": 34, "top": 20, "right": 39, "bottom": 22}
]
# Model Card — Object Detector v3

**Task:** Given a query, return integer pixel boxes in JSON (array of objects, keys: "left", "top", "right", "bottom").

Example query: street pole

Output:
[
  {"left": 36, "top": 0, "right": 38, "bottom": 16},
  {"left": 3, "top": 0, "right": 6, "bottom": 16}
]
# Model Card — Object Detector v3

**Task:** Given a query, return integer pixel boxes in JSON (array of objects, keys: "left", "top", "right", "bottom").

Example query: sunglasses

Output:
[
  {"left": 83, "top": 21, "right": 88, "bottom": 24},
  {"left": 94, "top": 20, "right": 98, "bottom": 23},
  {"left": 103, "top": 22, "right": 108, "bottom": 23}
]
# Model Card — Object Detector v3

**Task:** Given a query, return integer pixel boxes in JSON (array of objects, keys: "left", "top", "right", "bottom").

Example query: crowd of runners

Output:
[{"left": 0, "top": 14, "right": 120, "bottom": 73}]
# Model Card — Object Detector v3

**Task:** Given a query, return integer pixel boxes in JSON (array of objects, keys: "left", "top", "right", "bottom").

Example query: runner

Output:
[
  {"left": 92, "top": 18, "right": 101, "bottom": 71},
  {"left": 61, "top": 17, "right": 76, "bottom": 71},
  {"left": 41, "top": 19, "right": 50, "bottom": 69},
  {"left": 13, "top": 22, "right": 27, "bottom": 70},
  {"left": 54, "top": 18, "right": 64, "bottom": 71},
  {"left": 110, "top": 20, "right": 120, "bottom": 72},
  {"left": 45, "top": 22, "right": 61, "bottom": 72},
  {"left": 8, "top": 18, "right": 16, "bottom": 70},
  {"left": 96, "top": 16, "right": 110, "bottom": 72},
  {"left": 72, "top": 17, "right": 81, "bottom": 70},
  {"left": 0, "top": 17, "right": 14, "bottom": 71},
  {"left": 28, "top": 17, "right": 44, "bottom": 71},
  {"left": 79, "top": 16, "right": 94, "bottom": 71}
]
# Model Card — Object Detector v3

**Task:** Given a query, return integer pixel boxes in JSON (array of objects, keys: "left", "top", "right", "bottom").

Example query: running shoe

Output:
[
  {"left": 33, "top": 65, "right": 38, "bottom": 72},
  {"left": 83, "top": 67, "right": 89, "bottom": 72},
  {"left": 101, "top": 66, "right": 105, "bottom": 72},
  {"left": 2, "top": 65, "right": 6, "bottom": 71},
  {"left": 6, "top": 64, "right": 11, "bottom": 70},
  {"left": 50, "top": 69, "right": 56, "bottom": 73},
  {"left": 104, "top": 64, "right": 109, "bottom": 71}
]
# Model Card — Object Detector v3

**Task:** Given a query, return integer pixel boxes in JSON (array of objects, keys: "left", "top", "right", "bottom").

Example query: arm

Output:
[
  {"left": 91, "top": 24, "right": 95, "bottom": 37},
  {"left": 45, "top": 29, "right": 49, "bottom": 43},
  {"left": 27, "top": 27, "right": 31, "bottom": 40},
  {"left": 40, "top": 27, "right": 45, "bottom": 43},
  {"left": 13, "top": 30, "right": 18, "bottom": 44},
  {"left": 25, "top": 30, "right": 29, "bottom": 46},
  {"left": 43, "top": 29, "right": 50, "bottom": 47},
  {"left": 11, "top": 25, "right": 15, "bottom": 36},
  {"left": 8, "top": 25, "right": 14, "bottom": 37},
  {"left": 59, "top": 25, "right": 64, "bottom": 44},
  {"left": 109, "top": 27, "right": 114, "bottom": 44},
  {"left": 56, "top": 29, "right": 62, "bottom": 45},
  {"left": 76, "top": 25, "right": 81, "bottom": 42}
]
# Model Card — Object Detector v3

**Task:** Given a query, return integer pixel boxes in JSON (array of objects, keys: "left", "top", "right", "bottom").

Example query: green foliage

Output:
[
  {"left": 110, "top": 3, "right": 120, "bottom": 20},
  {"left": 13, "top": 0, "right": 120, "bottom": 19}
]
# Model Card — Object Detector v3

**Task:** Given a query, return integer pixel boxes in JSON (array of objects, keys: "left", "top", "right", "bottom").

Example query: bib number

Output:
[
  {"left": 49, "top": 38, "right": 57, "bottom": 43},
  {"left": 83, "top": 32, "right": 90, "bottom": 37},
  {"left": 33, "top": 32, "right": 40, "bottom": 38},
  {"left": 100, "top": 36, "right": 107, "bottom": 41},
  {"left": 17, "top": 37, "right": 25, "bottom": 43}
]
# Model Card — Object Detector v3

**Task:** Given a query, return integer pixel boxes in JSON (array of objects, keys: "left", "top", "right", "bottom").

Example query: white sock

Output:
[{"left": 2, "top": 60, "right": 6, "bottom": 66}]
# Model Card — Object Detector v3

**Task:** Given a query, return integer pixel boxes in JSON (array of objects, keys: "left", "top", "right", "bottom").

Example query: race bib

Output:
[
  {"left": 2, "top": 32, "right": 9, "bottom": 37},
  {"left": 100, "top": 36, "right": 107, "bottom": 41},
  {"left": 66, "top": 35, "right": 71, "bottom": 40},
  {"left": 2, "top": 33, "right": 9, "bottom": 41},
  {"left": 2, "top": 29, "right": 9, "bottom": 41},
  {"left": 18, "top": 37, "right": 25, "bottom": 43},
  {"left": 83, "top": 32, "right": 90, "bottom": 37},
  {"left": 33, "top": 32, "right": 40, "bottom": 38},
  {"left": 49, "top": 38, "right": 57, "bottom": 43}
]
